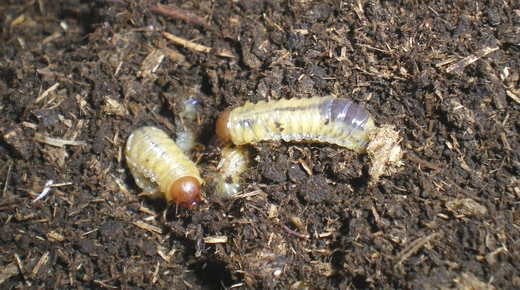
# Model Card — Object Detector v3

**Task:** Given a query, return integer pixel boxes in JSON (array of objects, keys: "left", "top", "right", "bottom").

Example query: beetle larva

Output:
[
  {"left": 216, "top": 96, "right": 376, "bottom": 153},
  {"left": 211, "top": 144, "right": 252, "bottom": 199},
  {"left": 125, "top": 126, "right": 203, "bottom": 210},
  {"left": 175, "top": 98, "right": 199, "bottom": 152}
]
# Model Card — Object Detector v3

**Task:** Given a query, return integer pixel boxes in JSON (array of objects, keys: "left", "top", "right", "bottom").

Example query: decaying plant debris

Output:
[{"left": 1, "top": 0, "right": 519, "bottom": 289}]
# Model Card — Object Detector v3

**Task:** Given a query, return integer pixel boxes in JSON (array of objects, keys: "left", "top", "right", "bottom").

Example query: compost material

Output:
[{"left": 1, "top": 0, "right": 519, "bottom": 289}]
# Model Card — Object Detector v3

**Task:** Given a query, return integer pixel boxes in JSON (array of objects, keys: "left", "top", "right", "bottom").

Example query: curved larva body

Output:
[
  {"left": 125, "top": 126, "right": 203, "bottom": 209},
  {"left": 175, "top": 98, "right": 199, "bottom": 152},
  {"left": 216, "top": 96, "right": 376, "bottom": 153},
  {"left": 213, "top": 145, "right": 252, "bottom": 199}
]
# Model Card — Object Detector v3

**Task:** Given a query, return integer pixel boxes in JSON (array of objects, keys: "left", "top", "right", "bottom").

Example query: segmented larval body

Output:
[
  {"left": 217, "top": 96, "right": 376, "bottom": 153},
  {"left": 125, "top": 126, "right": 203, "bottom": 209},
  {"left": 213, "top": 145, "right": 252, "bottom": 199},
  {"left": 175, "top": 98, "right": 199, "bottom": 152}
]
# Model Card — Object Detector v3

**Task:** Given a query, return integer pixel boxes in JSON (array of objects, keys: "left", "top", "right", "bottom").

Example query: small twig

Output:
[
  {"left": 109, "top": 0, "right": 217, "bottom": 32},
  {"left": 506, "top": 90, "right": 520, "bottom": 104},
  {"left": 445, "top": 46, "right": 499, "bottom": 74},
  {"left": 93, "top": 280, "right": 118, "bottom": 289},
  {"left": 3, "top": 161, "right": 13, "bottom": 197},
  {"left": 109, "top": 0, "right": 127, "bottom": 4},
  {"left": 29, "top": 252, "right": 49, "bottom": 279},
  {"left": 246, "top": 203, "right": 309, "bottom": 239},
  {"left": 407, "top": 117, "right": 430, "bottom": 136},
  {"left": 150, "top": 4, "right": 217, "bottom": 32},
  {"left": 280, "top": 223, "right": 310, "bottom": 240},
  {"left": 395, "top": 232, "right": 442, "bottom": 267},
  {"left": 203, "top": 236, "right": 228, "bottom": 244},
  {"left": 33, "top": 133, "right": 86, "bottom": 147},
  {"left": 144, "top": 103, "right": 175, "bottom": 132},
  {"left": 406, "top": 153, "right": 441, "bottom": 171},
  {"left": 133, "top": 220, "right": 163, "bottom": 234},
  {"left": 14, "top": 254, "right": 31, "bottom": 286},
  {"left": 35, "top": 83, "right": 59, "bottom": 103},
  {"left": 162, "top": 31, "right": 234, "bottom": 58},
  {"left": 232, "top": 189, "right": 263, "bottom": 200},
  {"left": 50, "top": 182, "right": 73, "bottom": 188},
  {"left": 151, "top": 262, "right": 160, "bottom": 285},
  {"left": 157, "top": 247, "right": 176, "bottom": 263}
]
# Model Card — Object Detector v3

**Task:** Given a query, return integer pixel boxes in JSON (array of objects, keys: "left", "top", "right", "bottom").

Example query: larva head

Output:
[
  {"left": 169, "top": 176, "right": 201, "bottom": 210},
  {"left": 215, "top": 109, "right": 232, "bottom": 143}
]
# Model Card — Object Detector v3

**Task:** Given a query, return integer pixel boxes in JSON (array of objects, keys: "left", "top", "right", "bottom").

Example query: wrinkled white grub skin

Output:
[
  {"left": 175, "top": 98, "right": 199, "bottom": 152},
  {"left": 212, "top": 145, "right": 252, "bottom": 200}
]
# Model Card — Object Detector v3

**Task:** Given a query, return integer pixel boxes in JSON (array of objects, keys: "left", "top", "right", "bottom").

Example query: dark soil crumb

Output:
[{"left": 1, "top": 0, "right": 519, "bottom": 289}]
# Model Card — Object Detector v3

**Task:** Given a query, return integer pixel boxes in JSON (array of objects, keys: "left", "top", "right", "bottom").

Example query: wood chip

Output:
[
  {"left": 203, "top": 236, "right": 228, "bottom": 244},
  {"left": 162, "top": 31, "right": 235, "bottom": 58},
  {"left": 446, "top": 46, "right": 499, "bottom": 74},
  {"left": 35, "top": 83, "right": 60, "bottom": 103},
  {"left": 0, "top": 263, "right": 19, "bottom": 284},
  {"left": 395, "top": 232, "right": 442, "bottom": 267},
  {"left": 133, "top": 221, "right": 163, "bottom": 234},
  {"left": 3, "top": 127, "right": 33, "bottom": 159},
  {"left": 14, "top": 253, "right": 31, "bottom": 286},
  {"left": 446, "top": 198, "right": 488, "bottom": 217},
  {"left": 157, "top": 247, "right": 176, "bottom": 263},
  {"left": 139, "top": 49, "right": 165, "bottom": 78},
  {"left": 102, "top": 96, "right": 127, "bottom": 116},
  {"left": 506, "top": 90, "right": 520, "bottom": 104},
  {"left": 317, "top": 232, "right": 333, "bottom": 238},
  {"left": 406, "top": 153, "right": 441, "bottom": 171},
  {"left": 29, "top": 252, "right": 49, "bottom": 279},
  {"left": 151, "top": 262, "right": 160, "bottom": 285},
  {"left": 454, "top": 272, "right": 496, "bottom": 290},
  {"left": 46, "top": 231, "right": 65, "bottom": 242},
  {"left": 33, "top": 132, "right": 87, "bottom": 147}
]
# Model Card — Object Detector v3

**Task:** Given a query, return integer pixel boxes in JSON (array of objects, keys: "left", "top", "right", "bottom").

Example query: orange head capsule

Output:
[
  {"left": 169, "top": 176, "right": 201, "bottom": 210},
  {"left": 215, "top": 109, "right": 232, "bottom": 143}
]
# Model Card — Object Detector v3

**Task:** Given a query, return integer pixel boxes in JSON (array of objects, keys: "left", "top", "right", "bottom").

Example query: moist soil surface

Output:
[{"left": 1, "top": 0, "right": 519, "bottom": 289}]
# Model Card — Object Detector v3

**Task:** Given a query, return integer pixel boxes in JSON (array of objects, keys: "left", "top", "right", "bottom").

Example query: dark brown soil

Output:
[{"left": 1, "top": 0, "right": 519, "bottom": 289}]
